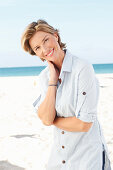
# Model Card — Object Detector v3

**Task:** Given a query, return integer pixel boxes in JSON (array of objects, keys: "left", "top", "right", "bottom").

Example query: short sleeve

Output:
[
  {"left": 32, "top": 76, "right": 46, "bottom": 113},
  {"left": 75, "top": 63, "right": 99, "bottom": 123}
]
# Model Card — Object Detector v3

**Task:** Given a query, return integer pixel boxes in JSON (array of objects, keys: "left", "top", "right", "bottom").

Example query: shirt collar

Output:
[
  {"left": 59, "top": 49, "right": 73, "bottom": 79},
  {"left": 47, "top": 49, "right": 73, "bottom": 80}
]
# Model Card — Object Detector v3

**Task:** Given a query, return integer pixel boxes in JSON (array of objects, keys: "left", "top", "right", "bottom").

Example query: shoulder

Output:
[
  {"left": 36, "top": 66, "right": 49, "bottom": 89},
  {"left": 36, "top": 66, "right": 49, "bottom": 86},
  {"left": 71, "top": 53, "right": 94, "bottom": 75},
  {"left": 38, "top": 66, "right": 49, "bottom": 80}
]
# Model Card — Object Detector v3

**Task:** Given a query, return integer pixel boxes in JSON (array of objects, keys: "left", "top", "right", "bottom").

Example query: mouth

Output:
[{"left": 47, "top": 48, "right": 54, "bottom": 57}]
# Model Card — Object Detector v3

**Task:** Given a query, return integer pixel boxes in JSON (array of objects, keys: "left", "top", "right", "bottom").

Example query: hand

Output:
[
  {"left": 47, "top": 61, "right": 60, "bottom": 84},
  {"left": 52, "top": 114, "right": 59, "bottom": 125}
]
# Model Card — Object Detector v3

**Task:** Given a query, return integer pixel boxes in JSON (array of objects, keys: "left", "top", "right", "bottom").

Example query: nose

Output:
[{"left": 41, "top": 45, "right": 48, "bottom": 56}]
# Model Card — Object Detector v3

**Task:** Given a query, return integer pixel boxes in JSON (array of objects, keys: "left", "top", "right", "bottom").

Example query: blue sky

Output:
[{"left": 0, "top": 0, "right": 113, "bottom": 67}]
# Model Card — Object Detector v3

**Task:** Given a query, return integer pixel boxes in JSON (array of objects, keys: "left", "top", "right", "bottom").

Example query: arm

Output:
[
  {"left": 52, "top": 63, "right": 97, "bottom": 132},
  {"left": 37, "top": 59, "right": 60, "bottom": 126},
  {"left": 37, "top": 82, "right": 57, "bottom": 126},
  {"left": 53, "top": 116, "right": 93, "bottom": 132}
]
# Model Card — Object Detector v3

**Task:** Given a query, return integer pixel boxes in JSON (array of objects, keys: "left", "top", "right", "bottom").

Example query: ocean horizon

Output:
[{"left": 0, "top": 63, "right": 113, "bottom": 77}]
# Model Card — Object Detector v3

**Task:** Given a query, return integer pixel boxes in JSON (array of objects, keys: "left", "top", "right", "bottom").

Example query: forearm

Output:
[
  {"left": 38, "top": 84, "right": 57, "bottom": 125},
  {"left": 53, "top": 116, "right": 92, "bottom": 132}
]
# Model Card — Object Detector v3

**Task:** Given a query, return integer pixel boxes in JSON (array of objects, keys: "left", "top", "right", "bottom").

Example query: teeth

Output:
[{"left": 47, "top": 49, "right": 53, "bottom": 56}]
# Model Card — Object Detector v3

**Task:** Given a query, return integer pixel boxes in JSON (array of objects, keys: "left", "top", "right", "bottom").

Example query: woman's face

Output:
[{"left": 29, "top": 31, "right": 61, "bottom": 62}]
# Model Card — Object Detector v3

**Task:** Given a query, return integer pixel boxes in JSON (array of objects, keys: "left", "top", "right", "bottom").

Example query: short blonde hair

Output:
[{"left": 21, "top": 19, "right": 66, "bottom": 62}]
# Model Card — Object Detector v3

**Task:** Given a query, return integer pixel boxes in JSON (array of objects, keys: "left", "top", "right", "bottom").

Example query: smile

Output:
[{"left": 47, "top": 49, "right": 54, "bottom": 57}]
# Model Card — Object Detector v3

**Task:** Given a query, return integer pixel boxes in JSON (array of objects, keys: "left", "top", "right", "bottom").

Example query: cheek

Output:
[
  {"left": 48, "top": 38, "right": 58, "bottom": 47},
  {"left": 52, "top": 40, "right": 59, "bottom": 49},
  {"left": 35, "top": 52, "right": 43, "bottom": 59}
]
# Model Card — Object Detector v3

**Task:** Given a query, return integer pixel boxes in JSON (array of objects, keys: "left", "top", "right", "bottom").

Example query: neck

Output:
[{"left": 54, "top": 49, "right": 65, "bottom": 73}]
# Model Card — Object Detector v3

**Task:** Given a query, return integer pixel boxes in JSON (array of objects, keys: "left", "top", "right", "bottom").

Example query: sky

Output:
[{"left": 0, "top": 0, "right": 113, "bottom": 67}]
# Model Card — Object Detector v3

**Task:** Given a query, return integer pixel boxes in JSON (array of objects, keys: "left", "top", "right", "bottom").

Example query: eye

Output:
[
  {"left": 44, "top": 38, "right": 49, "bottom": 42},
  {"left": 35, "top": 46, "right": 40, "bottom": 51}
]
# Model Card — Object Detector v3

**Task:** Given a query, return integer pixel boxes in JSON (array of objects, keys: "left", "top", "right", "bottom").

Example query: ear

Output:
[{"left": 54, "top": 33, "right": 58, "bottom": 42}]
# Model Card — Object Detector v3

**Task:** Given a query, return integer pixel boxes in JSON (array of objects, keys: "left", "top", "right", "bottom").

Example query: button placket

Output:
[
  {"left": 55, "top": 80, "right": 62, "bottom": 109},
  {"left": 57, "top": 73, "right": 67, "bottom": 165},
  {"left": 56, "top": 73, "right": 65, "bottom": 110},
  {"left": 82, "top": 91, "right": 86, "bottom": 95},
  {"left": 58, "top": 72, "right": 65, "bottom": 90},
  {"left": 61, "top": 130, "right": 66, "bottom": 165},
  {"left": 62, "top": 160, "right": 66, "bottom": 164},
  {"left": 61, "top": 131, "right": 65, "bottom": 134}
]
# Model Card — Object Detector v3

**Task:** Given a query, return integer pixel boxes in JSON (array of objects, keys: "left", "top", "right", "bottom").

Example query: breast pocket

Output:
[{"left": 56, "top": 84, "right": 77, "bottom": 117}]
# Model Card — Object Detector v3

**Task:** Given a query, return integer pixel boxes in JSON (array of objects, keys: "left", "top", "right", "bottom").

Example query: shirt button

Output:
[
  {"left": 62, "top": 160, "right": 66, "bottom": 164},
  {"left": 61, "top": 131, "right": 65, "bottom": 134},
  {"left": 62, "top": 145, "right": 65, "bottom": 149},
  {"left": 82, "top": 92, "right": 86, "bottom": 95}
]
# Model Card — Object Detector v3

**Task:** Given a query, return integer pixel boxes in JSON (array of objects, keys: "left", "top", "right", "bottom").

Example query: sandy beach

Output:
[{"left": 0, "top": 74, "right": 113, "bottom": 170}]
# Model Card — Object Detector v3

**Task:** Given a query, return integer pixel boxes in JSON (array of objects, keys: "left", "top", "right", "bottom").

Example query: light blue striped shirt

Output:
[{"left": 33, "top": 49, "right": 111, "bottom": 170}]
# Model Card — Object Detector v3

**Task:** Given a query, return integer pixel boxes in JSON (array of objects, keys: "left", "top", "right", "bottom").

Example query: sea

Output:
[{"left": 0, "top": 64, "right": 113, "bottom": 77}]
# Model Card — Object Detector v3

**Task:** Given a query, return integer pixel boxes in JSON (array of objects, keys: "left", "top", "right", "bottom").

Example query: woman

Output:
[{"left": 21, "top": 19, "right": 111, "bottom": 170}]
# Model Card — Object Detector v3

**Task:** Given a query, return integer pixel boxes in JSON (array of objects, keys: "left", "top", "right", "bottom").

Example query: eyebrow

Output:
[{"left": 33, "top": 35, "right": 48, "bottom": 50}]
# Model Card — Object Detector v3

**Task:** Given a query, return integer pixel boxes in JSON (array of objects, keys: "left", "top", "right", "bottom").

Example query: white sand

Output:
[{"left": 0, "top": 74, "right": 113, "bottom": 170}]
